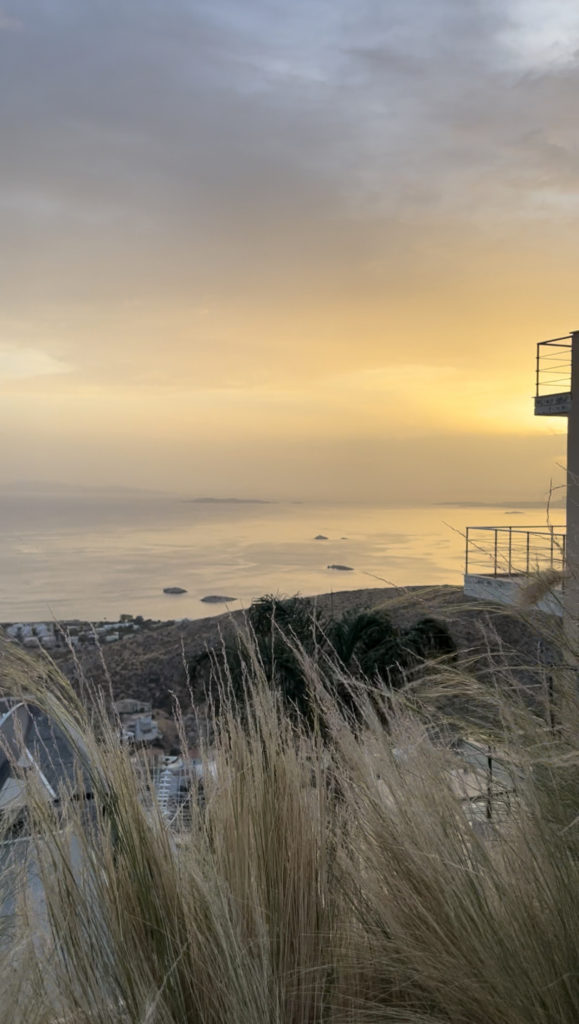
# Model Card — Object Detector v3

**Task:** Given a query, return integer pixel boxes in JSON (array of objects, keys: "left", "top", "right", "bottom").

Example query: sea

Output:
[{"left": 0, "top": 491, "right": 565, "bottom": 624}]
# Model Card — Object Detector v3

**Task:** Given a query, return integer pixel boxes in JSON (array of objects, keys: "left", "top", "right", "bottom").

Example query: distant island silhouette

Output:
[
  {"left": 435, "top": 500, "right": 565, "bottom": 509},
  {"left": 185, "top": 497, "right": 274, "bottom": 504}
]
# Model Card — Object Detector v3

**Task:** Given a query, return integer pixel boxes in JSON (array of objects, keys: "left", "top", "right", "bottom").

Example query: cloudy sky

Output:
[{"left": 0, "top": 0, "right": 576, "bottom": 501}]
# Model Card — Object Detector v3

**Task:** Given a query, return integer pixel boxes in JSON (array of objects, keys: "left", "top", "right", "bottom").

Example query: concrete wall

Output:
[
  {"left": 464, "top": 574, "right": 563, "bottom": 616},
  {"left": 563, "top": 332, "right": 579, "bottom": 650}
]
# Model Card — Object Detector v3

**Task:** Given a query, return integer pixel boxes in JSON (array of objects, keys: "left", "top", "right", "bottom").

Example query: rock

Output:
[
  {"left": 163, "top": 587, "right": 188, "bottom": 595},
  {"left": 327, "top": 564, "right": 354, "bottom": 572},
  {"left": 200, "top": 595, "right": 237, "bottom": 604},
  {"left": 314, "top": 534, "right": 328, "bottom": 540}
]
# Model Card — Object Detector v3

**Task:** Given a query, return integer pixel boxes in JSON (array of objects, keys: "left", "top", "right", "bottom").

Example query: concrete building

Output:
[
  {"left": 464, "top": 331, "right": 577, "bottom": 630},
  {"left": 122, "top": 714, "right": 161, "bottom": 745},
  {"left": 115, "top": 699, "right": 162, "bottom": 746},
  {"left": 114, "top": 699, "right": 151, "bottom": 716}
]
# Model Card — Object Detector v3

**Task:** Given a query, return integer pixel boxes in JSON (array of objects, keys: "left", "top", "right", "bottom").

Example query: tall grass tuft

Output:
[{"left": 1, "top": 610, "right": 579, "bottom": 1022}]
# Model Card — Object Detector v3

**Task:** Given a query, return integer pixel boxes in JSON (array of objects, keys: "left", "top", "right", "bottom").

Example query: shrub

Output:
[{"left": 191, "top": 596, "right": 456, "bottom": 726}]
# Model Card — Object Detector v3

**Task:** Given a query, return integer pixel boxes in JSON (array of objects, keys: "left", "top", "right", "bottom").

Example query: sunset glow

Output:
[{"left": 1, "top": 0, "right": 575, "bottom": 501}]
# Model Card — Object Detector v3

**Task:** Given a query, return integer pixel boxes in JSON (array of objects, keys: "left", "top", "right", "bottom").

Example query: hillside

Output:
[{"left": 50, "top": 586, "right": 562, "bottom": 714}]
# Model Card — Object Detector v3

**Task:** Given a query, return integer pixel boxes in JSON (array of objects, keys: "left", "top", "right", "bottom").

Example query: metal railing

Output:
[
  {"left": 465, "top": 525, "right": 566, "bottom": 578},
  {"left": 536, "top": 336, "right": 572, "bottom": 398}
]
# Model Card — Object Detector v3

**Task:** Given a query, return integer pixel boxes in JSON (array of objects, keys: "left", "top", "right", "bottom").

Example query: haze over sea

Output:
[{"left": 0, "top": 488, "right": 565, "bottom": 624}]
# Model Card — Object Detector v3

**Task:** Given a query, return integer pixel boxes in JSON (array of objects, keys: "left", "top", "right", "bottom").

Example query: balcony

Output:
[
  {"left": 464, "top": 525, "right": 565, "bottom": 614},
  {"left": 535, "top": 336, "right": 571, "bottom": 416}
]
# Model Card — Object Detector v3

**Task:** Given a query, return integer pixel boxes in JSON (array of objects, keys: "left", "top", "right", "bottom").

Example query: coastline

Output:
[
  {"left": 21, "top": 583, "right": 555, "bottom": 709},
  {"left": 14, "top": 586, "right": 458, "bottom": 698},
  {"left": 0, "top": 584, "right": 458, "bottom": 651},
  {"left": 1, "top": 584, "right": 563, "bottom": 759}
]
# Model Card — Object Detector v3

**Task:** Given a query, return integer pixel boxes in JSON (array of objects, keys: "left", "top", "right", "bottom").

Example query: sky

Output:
[{"left": 0, "top": 0, "right": 577, "bottom": 502}]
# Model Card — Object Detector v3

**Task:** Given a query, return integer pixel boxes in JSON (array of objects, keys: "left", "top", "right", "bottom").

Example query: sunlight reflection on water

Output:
[{"left": 0, "top": 495, "right": 564, "bottom": 622}]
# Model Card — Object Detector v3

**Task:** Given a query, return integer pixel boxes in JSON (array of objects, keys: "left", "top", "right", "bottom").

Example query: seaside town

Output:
[{"left": 1, "top": 614, "right": 189, "bottom": 650}]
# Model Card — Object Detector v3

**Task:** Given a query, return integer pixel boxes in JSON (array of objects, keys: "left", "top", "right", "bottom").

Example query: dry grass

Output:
[{"left": 1, "top": 616, "right": 579, "bottom": 1023}]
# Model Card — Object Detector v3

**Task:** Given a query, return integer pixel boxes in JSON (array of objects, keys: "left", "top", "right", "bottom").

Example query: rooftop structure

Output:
[{"left": 465, "top": 329, "right": 579, "bottom": 629}]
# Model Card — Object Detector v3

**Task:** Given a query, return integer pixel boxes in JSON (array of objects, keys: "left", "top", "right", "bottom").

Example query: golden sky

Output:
[{"left": 0, "top": 0, "right": 576, "bottom": 501}]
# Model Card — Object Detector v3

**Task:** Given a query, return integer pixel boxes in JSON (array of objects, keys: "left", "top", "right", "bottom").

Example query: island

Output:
[
  {"left": 163, "top": 586, "right": 188, "bottom": 595},
  {"left": 185, "top": 497, "right": 273, "bottom": 504}
]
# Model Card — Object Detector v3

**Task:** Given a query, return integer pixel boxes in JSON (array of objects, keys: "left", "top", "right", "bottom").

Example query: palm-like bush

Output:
[
  {"left": 193, "top": 595, "right": 456, "bottom": 724},
  {"left": 220, "top": 594, "right": 321, "bottom": 720},
  {"left": 331, "top": 610, "right": 456, "bottom": 684}
]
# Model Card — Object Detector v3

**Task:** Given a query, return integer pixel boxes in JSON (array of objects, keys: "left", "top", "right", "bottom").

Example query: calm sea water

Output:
[{"left": 0, "top": 493, "right": 565, "bottom": 623}]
